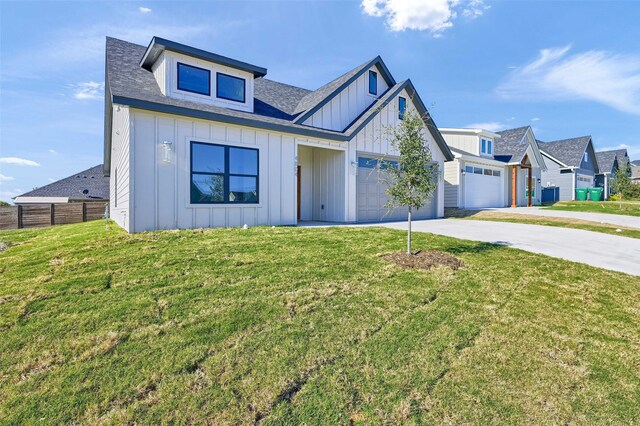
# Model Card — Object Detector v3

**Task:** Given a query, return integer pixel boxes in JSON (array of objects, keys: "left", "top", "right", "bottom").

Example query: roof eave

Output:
[{"left": 140, "top": 36, "right": 267, "bottom": 77}]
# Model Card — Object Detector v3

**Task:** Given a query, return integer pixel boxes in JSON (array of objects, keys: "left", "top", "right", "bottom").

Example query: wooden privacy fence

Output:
[{"left": 0, "top": 202, "right": 107, "bottom": 230}]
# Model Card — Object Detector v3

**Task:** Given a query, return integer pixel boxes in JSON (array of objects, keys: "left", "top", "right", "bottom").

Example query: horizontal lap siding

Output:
[
  {"left": 541, "top": 157, "right": 575, "bottom": 201},
  {"left": 444, "top": 160, "right": 460, "bottom": 207},
  {"left": 130, "top": 110, "right": 301, "bottom": 232}
]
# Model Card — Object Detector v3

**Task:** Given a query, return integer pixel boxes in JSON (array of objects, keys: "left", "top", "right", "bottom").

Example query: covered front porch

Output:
[{"left": 508, "top": 154, "right": 538, "bottom": 207}]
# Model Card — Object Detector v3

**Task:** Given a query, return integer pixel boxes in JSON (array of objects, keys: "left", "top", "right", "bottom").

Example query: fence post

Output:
[
  {"left": 82, "top": 203, "right": 87, "bottom": 222},
  {"left": 17, "top": 205, "right": 23, "bottom": 229},
  {"left": 50, "top": 203, "right": 55, "bottom": 226}
]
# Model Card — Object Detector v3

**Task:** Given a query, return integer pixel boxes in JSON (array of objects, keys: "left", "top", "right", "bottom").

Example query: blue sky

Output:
[{"left": 2, "top": 0, "right": 640, "bottom": 203}]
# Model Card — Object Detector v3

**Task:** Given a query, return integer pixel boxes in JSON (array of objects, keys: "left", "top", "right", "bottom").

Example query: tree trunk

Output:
[{"left": 407, "top": 206, "right": 412, "bottom": 255}]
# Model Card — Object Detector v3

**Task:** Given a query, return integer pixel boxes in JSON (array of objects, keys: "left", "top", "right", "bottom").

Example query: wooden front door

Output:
[{"left": 297, "top": 166, "right": 301, "bottom": 220}]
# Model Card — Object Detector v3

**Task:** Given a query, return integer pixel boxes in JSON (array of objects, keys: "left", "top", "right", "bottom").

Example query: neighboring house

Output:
[
  {"left": 104, "top": 37, "right": 454, "bottom": 232},
  {"left": 538, "top": 136, "right": 599, "bottom": 201},
  {"left": 13, "top": 165, "right": 109, "bottom": 205},
  {"left": 440, "top": 126, "right": 546, "bottom": 209},
  {"left": 631, "top": 161, "right": 640, "bottom": 184},
  {"left": 595, "top": 150, "right": 620, "bottom": 199}
]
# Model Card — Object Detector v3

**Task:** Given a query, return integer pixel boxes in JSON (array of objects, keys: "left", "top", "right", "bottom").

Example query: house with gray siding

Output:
[
  {"left": 538, "top": 136, "right": 599, "bottom": 201},
  {"left": 595, "top": 150, "right": 620, "bottom": 199},
  {"left": 104, "top": 37, "right": 454, "bottom": 232}
]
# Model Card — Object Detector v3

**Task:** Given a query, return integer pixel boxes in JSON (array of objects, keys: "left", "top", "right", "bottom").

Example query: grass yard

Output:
[
  {"left": 545, "top": 200, "right": 640, "bottom": 217},
  {"left": 1, "top": 221, "right": 639, "bottom": 424},
  {"left": 446, "top": 210, "right": 640, "bottom": 239}
]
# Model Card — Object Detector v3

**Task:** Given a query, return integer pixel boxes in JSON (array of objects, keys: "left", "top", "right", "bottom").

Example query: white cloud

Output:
[
  {"left": 0, "top": 174, "right": 15, "bottom": 182},
  {"left": 465, "top": 122, "right": 508, "bottom": 132},
  {"left": 462, "top": 0, "right": 490, "bottom": 19},
  {"left": 48, "top": 178, "right": 55, "bottom": 182},
  {"left": 139, "top": 6, "right": 152, "bottom": 13},
  {"left": 72, "top": 81, "right": 104, "bottom": 100},
  {"left": 0, "top": 157, "right": 40, "bottom": 167},
  {"left": 361, "top": 0, "right": 487, "bottom": 35},
  {"left": 497, "top": 46, "right": 640, "bottom": 116},
  {"left": 49, "top": 149, "right": 58, "bottom": 154},
  {"left": 531, "top": 117, "right": 540, "bottom": 122}
]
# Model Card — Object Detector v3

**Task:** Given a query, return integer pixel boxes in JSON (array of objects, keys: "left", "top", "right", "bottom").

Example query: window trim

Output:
[
  {"left": 398, "top": 96, "right": 406, "bottom": 120},
  {"left": 216, "top": 72, "right": 246, "bottom": 103},
  {"left": 190, "top": 141, "right": 259, "bottom": 205},
  {"left": 368, "top": 70, "right": 377, "bottom": 95},
  {"left": 177, "top": 62, "right": 211, "bottom": 96}
]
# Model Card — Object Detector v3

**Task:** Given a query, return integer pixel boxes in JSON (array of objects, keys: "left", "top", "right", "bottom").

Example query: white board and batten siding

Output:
[
  {"left": 347, "top": 88, "right": 447, "bottom": 220},
  {"left": 302, "top": 65, "right": 389, "bottom": 132},
  {"left": 110, "top": 105, "right": 132, "bottom": 231}
]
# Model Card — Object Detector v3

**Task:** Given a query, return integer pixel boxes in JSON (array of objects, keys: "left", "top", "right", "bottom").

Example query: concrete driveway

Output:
[
  {"left": 484, "top": 207, "right": 640, "bottom": 229},
  {"left": 381, "top": 219, "right": 640, "bottom": 276}
]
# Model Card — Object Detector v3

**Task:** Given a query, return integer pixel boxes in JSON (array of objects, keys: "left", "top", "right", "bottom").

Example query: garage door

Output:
[
  {"left": 356, "top": 156, "right": 436, "bottom": 222},
  {"left": 463, "top": 165, "right": 504, "bottom": 208},
  {"left": 576, "top": 174, "right": 593, "bottom": 189}
]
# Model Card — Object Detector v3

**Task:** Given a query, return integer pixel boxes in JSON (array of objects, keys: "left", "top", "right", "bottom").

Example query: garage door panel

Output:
[
  {"left": 463, "top": 165, "right": 504, "bottom": 208},
  {"left": 357, "top": 156, "right": 437, "bottom": 222}
]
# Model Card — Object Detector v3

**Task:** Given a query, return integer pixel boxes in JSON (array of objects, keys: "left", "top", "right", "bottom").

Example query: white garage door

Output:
[
  {"left": 356, "top": 156, "right": 436, "bottom": 222},
  {"left": 576, "top": 174, "right": 593, "bottom": 189},
  {"left": 463, "top": 165, "right": 504, "bottom": 208}
]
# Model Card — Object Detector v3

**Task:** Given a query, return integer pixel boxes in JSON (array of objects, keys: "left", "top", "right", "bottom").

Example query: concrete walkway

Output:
[
  {"left": 484, "top": 207, "right": 640, "bottom": 229},
  {"left": 380, "top": 219, "right": 640, "bottom": 276}
]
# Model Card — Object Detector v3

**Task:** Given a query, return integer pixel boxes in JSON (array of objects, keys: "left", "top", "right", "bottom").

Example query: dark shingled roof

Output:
[
  {"left": 595, "top": 150, "right": 618, "bottom": 174},
  {"left": 16, "top": 165, "right": 109, "bottom": 200},
  {"left": 494, "top": 126, "right": 530, "bottom": 163},
  {"left": 537, "top": 136, "right": 592, "bottom": 168},
  {"left": 106, "top": 37, "right": 343, "bottom": 138},
  {"left": 609, "top": 148, "right": 630, "bottom": 168},
  {"left": 104, "top": 37, "right": 453, "bottom": 173}
]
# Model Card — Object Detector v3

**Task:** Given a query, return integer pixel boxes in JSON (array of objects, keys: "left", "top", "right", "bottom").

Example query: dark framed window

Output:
[
  {"left": 368, "top": 70, "right": 377, "bottom": 95},
  {"left": 190, "top": 142, "right": 258, "bottom": 204},
  {"left": 481, "top": 138, "right": 487, "bottom": 153},
  {"left": 398, "top": 97, "right": 406, "bottom": 120},
  {"left": 483, "top": 169, "right": 492, "bottom": 176},
  {"left": 465, "top": 166, "right": 474, "bottom": 173},
  {"left": 493, "top": 170, "right": 501, "bottom": 177},
  {"left": 487, "top": 140, "right": 493, "bottom": 154},
  {"left": 216, "top": 73, "right": 246, "bottom": 103},
  {"left": 177, "top": 62, "right": 211, "bottom": 96}
]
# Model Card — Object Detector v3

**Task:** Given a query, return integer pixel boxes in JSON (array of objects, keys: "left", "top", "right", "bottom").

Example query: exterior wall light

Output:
[{"left": 162, "top": 141, "right": 173, "bottom": 163}]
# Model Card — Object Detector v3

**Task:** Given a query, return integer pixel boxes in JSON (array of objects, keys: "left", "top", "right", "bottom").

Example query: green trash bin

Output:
[
  {"left": 575, "top": 188, "right": 588, "bottom": 201},
  {"left": 588, "top": 187, "right": 603, "bottom": 202}
]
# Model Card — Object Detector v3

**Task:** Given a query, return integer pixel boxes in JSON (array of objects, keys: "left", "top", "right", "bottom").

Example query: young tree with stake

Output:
[{"left": 382, "top": 108, "right": 439, "bottom": 255}]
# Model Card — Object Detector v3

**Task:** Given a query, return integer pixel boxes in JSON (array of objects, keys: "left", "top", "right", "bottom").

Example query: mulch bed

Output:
[{"left": 381, "top": 250, "right": 462, "bottom": 271}]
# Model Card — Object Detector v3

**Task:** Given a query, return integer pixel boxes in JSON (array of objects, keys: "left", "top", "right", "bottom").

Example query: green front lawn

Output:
[
  {"left": 1, "top": 221, "right": 639, "bottom": 424},
  {"left": 545, "top": 200, "right": 640, "bottom": 216}
]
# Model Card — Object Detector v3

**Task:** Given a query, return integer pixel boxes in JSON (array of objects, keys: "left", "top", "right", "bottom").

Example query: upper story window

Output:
[
  {"left": 368, "top": 70, "right": 377, "bottom": 95},
  {"left": 190, "top": 142, "right": 258, "bottom": 204},
  {"left": 216, "top": 73, "right": 246, "bottom": 103},
  {"left": 583, "top": 152, "right": 589, "bottom": 163},
  {"left": 177, "top": 63, "right": 211, "bottom": 96},
  {"left": 481, "top": 138, "right": 493, "bottom": 155},
  {"left": 398, "top": 97, "right": 406, "bottom": 120}
]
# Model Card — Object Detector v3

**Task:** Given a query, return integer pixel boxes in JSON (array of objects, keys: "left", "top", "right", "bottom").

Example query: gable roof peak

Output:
[{"left": 292, "top": 55, "right": 395, "bottom": 122}]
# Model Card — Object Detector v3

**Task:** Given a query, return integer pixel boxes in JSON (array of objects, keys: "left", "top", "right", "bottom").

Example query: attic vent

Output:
[{"left": 81, "top": 189, "right": 89, "bottom": 195}]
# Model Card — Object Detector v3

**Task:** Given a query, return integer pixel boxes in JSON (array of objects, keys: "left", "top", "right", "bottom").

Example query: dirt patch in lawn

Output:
[
  {"left": 381, "top": 250, "right": 462, "bottom": 271},
  {"left": 0, "top": 242, "right": 10, "bottom": 253}
]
